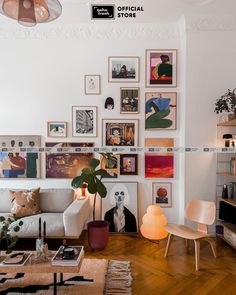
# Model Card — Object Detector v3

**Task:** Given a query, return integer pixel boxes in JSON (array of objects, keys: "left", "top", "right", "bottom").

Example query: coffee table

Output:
[{"left": 0, "top": 251, "right": 84, "bottom": 295}]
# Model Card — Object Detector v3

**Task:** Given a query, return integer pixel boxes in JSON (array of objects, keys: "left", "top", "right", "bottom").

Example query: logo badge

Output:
[{"left": 91, "top": 5, "right": 115, "bottom": 19}]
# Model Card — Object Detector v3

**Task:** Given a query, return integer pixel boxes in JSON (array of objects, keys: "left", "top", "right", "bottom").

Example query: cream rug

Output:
[{"left": 0, "top": 259, "right": 132, "bottom": 295}]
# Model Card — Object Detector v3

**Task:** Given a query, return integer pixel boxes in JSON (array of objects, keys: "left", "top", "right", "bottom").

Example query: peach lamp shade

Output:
[{"left": 140, "top": 205, "right": 168, "bottom": 240}]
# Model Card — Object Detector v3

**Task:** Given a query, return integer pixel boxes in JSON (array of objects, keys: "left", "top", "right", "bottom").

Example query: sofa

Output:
[{"left": 0, "top": 189, "right": 91, "bottom": 238}]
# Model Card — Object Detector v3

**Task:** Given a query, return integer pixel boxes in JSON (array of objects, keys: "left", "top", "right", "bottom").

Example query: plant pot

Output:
[{"left": 87, "top": 220, "right": 109, "bottom": 251}]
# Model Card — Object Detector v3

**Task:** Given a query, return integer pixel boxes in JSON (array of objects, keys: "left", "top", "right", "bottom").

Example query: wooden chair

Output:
[{"left": 164, "top": 199, "right": 216, "bottom": 271}]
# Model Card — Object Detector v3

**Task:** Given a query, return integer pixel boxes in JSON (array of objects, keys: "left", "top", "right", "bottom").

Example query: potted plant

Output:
[
  {"left": 214, "top": 88, "right": 236, "bottom": 120},
  {"left": 71, "top": 157, "right": 109, "bottom": 251},
  {"left": 0, "top": 216, "right": 23, "bottom": 253}
]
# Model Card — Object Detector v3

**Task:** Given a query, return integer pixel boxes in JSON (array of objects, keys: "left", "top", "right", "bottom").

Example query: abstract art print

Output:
[
  {"left": 152, "top": 182, "right": 172, "bottom": 208},
  {"left": 101, "top": 182, "right": 138, "bottom": 233},
  {"left": 108, "top": 56, "right": 140, "bottom": 83},
  {"left": 84, "top": 75, "right": 101, "bottom": 95},
  {"left": 120, "top": 154, "right": 138, "bottom": 175},
  {"left": 45, "top": 142, "right": 93, "bottom": 178},
  {"left": 102, "top": 119, "right": 138, "bottom": 147},
  {"left": 146, "top": 49, "right": 177, "bottom": 87},
  {"left": 145, "top": 138, "right": 174, "bottom": 178},
  {"left": 0, "top": 135, "right": 41, "bottom": 179},
  {"left": 100, "top": 154, "right": 119, "bottom": 178},
  {"left": 120, "top": 87, "right": 139, "bottom": 114},
  {"left": 47, "top": 121, "right": 67, "bottom": 138},
  {"left": 72, "top": 106, "right": 97, "bottom": 137},
  {"left": 145, "top": 92, "right": 177, "bottom": 130}
]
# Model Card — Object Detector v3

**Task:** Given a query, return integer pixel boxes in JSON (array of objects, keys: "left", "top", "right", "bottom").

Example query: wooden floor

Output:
[{"left": 79, "top": 233, "right": 236, "bottom": 295}]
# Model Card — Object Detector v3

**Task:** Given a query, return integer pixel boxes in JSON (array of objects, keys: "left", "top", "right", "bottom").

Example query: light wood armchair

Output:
[{"left": 165, "top": 199, "right": 216, "bottom": 271}]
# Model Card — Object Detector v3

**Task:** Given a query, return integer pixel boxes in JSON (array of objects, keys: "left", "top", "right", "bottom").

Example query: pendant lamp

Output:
[{"left": 0, "top": 0, "right": 62, "bottom": 26}]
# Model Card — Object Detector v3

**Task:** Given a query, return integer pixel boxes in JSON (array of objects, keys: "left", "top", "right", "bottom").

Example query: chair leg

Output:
[
  {"left": 194, "top": 240, "right": 200, "bottom": 271},
  {"left": 165, "top": 234, "right": 172, "bottom": 257},
  {"left": 185, "top": 239, "right": 189, "bottom": 249},
  {"left": 204, "top": 238, "right": 217, "bottom": 258}
]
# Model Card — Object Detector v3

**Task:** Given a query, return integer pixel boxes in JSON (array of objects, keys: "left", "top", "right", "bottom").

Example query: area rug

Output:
[{"left": 0, "top": 259, "right": 132, "bottom": 295}]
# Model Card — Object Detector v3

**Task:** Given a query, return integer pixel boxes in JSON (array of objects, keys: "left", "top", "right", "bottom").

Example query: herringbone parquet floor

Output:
[{"left": 79, "top": 234, "right": 236, "bottom": 295}]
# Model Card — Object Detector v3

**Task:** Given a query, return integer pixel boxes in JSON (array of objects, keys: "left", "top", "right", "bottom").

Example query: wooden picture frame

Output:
[
  {"left": 152, "top": 182, "right": 172, "bottom": 208},
  {"left": 72, "top": 106, "right": 97, "bottom": 137},
  {"left": 84, "top": 75, "right": 101, "bottom": 95},
  {"left": 120, "top": 87, "right": 139, "bottom": 114},
  {"left": 120, "top": 154, "right": 138, "bottom": 175},
  {"left": 145, "top": 49, "right": 177, "bottom": 87},
  {"left": 47, "top": 121, "right": 67, "bottom": 138},
  {"left": 108, "top": 56, "right": 140, "bottom": 83}
]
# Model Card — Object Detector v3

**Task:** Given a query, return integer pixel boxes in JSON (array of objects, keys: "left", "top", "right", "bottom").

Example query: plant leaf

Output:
[
  {"left": 71, "top": 176, "right": 84, "bottom": 188},
  {"left": 90, "top": 158, "right": 100, "bottom": 170},
  {"left": 87, "top": 175, "right": 97, "bottom": 194},
  {"left": 81, "top": 167, "right": 91, "bottom": 175},
  {"left": 0, "top": 216, "right": 6, "bottom": 222},
  {"left": 95, "top": 169, "right": 107, "bottom": 177}
]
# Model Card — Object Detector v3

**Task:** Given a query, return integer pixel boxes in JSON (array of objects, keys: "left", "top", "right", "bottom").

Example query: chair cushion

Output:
[
  {"left": 165, "top": 224, "right": 207, "bottom": 240},
  {"left": 9, "top": 188, "right": 41, "bottom": 218},
  {"left": 10, "top": 213, "right": 65, "bottom": 237},
  {"left": 40, "top": 189, "right": 73, "bottom": 213},
  {"left": 0, "top": 189, "right": 11, "bottom": 212}
]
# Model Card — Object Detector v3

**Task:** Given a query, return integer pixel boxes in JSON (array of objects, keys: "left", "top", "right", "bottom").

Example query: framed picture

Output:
[
  {"left": 145, "top": 138, "right": 174, "bottom": 178},
  {"left": 145, "top": 49, "right": 177, "bottom": 87},
  {"left": 0, "top": 135, "right": 41, "bottom": 179},
  {"left": 120, "top": 154, "right": 138, "bottom": 175},
  {"left": 47, "top": 121, "right": 67, "bottom": 138},
  {"left": 84, "top": 75, "right": 101, "bottom": 95},
  {"left": 100, "top": 154, "right": 119, "bottom": 178},
  {"left": 108, "top": 56, "right": 140, "bottom": 83},
  {"left": 120, "top": 87, "right": 139, "bottom": 114},
  {"left": 102, "top": 119, "right": 139, "bottom": 147},
  {"left": 101, "top": 182, "right": 138, "bottom": 233},
  {"left": 152, "top": 182, "right": 172, "bottom": 208},
  {"left": 45, "top": 142, "right": 94, "bottom": 179},
  {"left": 145, "top": 92, "right": 177, "bottom": 130},
  {"left": 72, "top": 106, "right": 97, "bottom": 137}
]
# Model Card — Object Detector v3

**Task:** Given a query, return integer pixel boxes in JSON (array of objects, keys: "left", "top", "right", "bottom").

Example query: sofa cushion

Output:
[
  {"left": 9, "top": 188, "right": 41, "bottom": 218},
  {"left": 0, "top": 189, "right": 11, "bottom": 212},
  {"left": 40, "top": 189, "right": 73, "bottom": 213},
  {"left": 10, "top": 213, "right": 65, "bottom": 237}
]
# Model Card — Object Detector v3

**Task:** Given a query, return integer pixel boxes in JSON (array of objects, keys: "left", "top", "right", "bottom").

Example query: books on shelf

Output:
[
  {"left": 0, "top": 252, "right": 32, "bottom": 266},
  {"left": 51, "top": 245, "right": 84, "bottom": 267}
]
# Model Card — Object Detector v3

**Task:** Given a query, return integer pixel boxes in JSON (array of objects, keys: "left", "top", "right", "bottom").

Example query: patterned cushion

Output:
[{"left": 9, "top": 188, "right": 41, "bottom": 218}]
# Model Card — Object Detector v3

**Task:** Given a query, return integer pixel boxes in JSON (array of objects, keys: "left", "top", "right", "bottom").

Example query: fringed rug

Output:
[{"left": 0, "top": 259, "right": 132, "bottom": 295}]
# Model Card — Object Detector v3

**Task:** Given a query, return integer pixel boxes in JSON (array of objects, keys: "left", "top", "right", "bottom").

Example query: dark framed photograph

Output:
[
  {"left": 102, "top": 119, "right": 139, "bottom": 147},
  {"left": 108, "top": 56, "right": 140, "bottom": 83},
  {"left": 101, "top": 182, "right": 138, "bottom": 233},
  {"left": 120, "top": 87, "right": 139, "bottom": 114},
  {"left": 84, "top": 75, "right": 101, "bottom": 95},
  {"left": 152, "top": 182, "right": 172, "bottom": 208},
  {"left": 47, "top": 121, "right": 67, "bottom": 138},
  {"left": 120, "top": 154, "right": 138, "bottom": 175},
  {"left": 146, "top": 49, "right": 177, "bottom": 87},
  {"left": 72, "top": 106, "right": 97, "bottom": 137}
]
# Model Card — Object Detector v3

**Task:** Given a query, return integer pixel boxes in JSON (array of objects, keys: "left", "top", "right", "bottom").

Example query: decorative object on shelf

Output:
[
  {"left": 145, "top": 49, "right": 177, "bottom": 87},
  {"left": 230, "top": 157, "right": 236, "bottom": 175},
  {"left": 0, "top": 135, "right": 41, "bottom": 179},
  {"left": 214, "top": 88, "right": 236, "bottom": 121},
  {"left": 145, "top": 92, "right": 177, "bottom": 130},
  {"left": 222, "top": 184, "right": 228, "bottom": 199},
  {"left": 101, "top": 182, "right": 138, "bottom": 233},
  {"left": 84, "top": 75, "right": 101, "bottom": 95},
  {"left": 108, "top": 56, "right": 140, "bottom": 83},
  {"left": 0, "top": 0, "right": 62, "bottom": 27},
  {"left": 140, "top": 205, "right": 168, "bottom": 240},
  {"left": 72, "top": 106, "right": 97, "bottom": 137},
  {"left": 105, "top": 97, "right": 114, "bottom": 110},
  {"left": 72, "top": 157, "right": 109, "bottom": 251},
  {"left": 100, "top": 153, "right": 119, "bottom": 178},
  {"left": 34, "top": 218, "right": 50, "bottom": 262},
  {"left": 0, "top": 216, "right": 23, "bottom": 252},
  {"left": 120, "top": 87, "right": 139, "bottom": 114},
  {"left": 102, "top": 119, "right": 139, "bottom": 147},
  {"left": 152, "top": 182, "right": 172, "bottom": 208},
  {"left": 45, "top": 142, "right": 94, "bottom": 178},
  {"left": 119, "top": 154, "right": 138, "bottom": 176},
  {"left": 47, "top": 121, "right": 67, "bottom": 138},
  {"left": 223, "top": 134, "right": 232, "bottom": 147}
]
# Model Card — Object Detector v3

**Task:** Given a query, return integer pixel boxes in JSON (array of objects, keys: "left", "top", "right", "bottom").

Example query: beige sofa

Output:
[{"left": 0, "top": 189, "right": 91, "bottom": 238}]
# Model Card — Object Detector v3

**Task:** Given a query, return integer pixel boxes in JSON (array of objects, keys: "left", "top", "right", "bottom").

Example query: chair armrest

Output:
[{"left": 63, "top": 197, "right": 91, "bottom": 237}]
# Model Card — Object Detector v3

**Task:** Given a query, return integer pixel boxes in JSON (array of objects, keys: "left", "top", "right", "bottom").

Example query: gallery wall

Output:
[{"left": 0, "top": 22, "right": 183, "bottom": 225}]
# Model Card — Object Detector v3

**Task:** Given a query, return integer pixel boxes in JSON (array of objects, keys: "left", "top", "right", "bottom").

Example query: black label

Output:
[{"left": 91, "top": 5, "right": 115, "bottom": 19}]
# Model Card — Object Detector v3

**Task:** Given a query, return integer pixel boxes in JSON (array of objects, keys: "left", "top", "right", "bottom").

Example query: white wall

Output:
[{"left": 0, "top": 22, "right": 183, "bottom": 225}]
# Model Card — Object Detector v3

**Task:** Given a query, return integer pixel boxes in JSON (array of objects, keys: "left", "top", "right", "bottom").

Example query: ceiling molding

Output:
[{"left": 0, "top": 23, "right": 179, "bottom": 40}]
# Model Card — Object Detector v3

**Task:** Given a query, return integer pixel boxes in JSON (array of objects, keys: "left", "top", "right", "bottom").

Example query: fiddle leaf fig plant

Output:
[
  {"left": 214, "top": 88, "right": 236, "bottom": 117},
  {"left": 71, "top": 157, "right": 108, "bottom": 221}
]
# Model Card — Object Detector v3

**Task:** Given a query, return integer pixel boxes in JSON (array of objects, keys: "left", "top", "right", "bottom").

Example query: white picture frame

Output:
[
  {"left": 72, "top": 106, "right": 97, "bottom": 137},
  {"left": 84, "top": 75, "right": 101, "bottom": 95}
]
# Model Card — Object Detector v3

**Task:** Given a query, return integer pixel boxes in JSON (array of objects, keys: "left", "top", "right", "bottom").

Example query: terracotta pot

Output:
[{"left": 87, "top": 220, "right": 109, "bottom": 251}]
